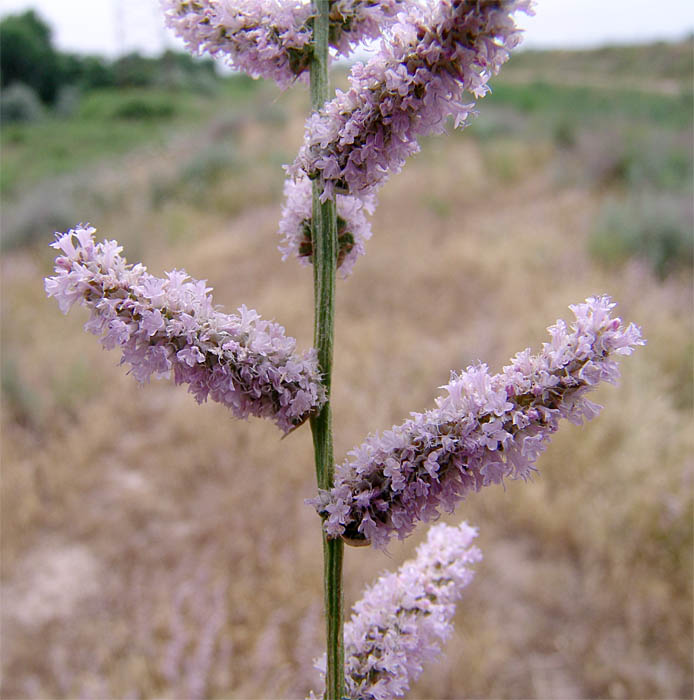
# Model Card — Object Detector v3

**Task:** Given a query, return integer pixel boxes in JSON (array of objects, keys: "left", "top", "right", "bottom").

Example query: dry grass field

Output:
[{"left": 1, "top": 41, "right": 692, "bottom": 699}]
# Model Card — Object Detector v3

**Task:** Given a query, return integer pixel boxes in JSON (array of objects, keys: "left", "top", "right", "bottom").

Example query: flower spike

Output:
[
  {"left": 312, "top": 521, "right": 482, "bottom": 699},
  {"left": 45, "top": 225, "right": 326, "bottom": 433},
  {"left": 291, "top": 0, "right": 533, "bottom": 200},
  {"left": 313, "top": 296, "right": 644, "bottom": 548},
  {"left": 161, "top": 0, "right": 406, "bottom": 89}
]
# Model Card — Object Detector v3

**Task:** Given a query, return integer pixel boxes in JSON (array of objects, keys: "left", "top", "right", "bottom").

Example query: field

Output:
[{"left": 1, "top": 39, "right": 692, "bottom": 699}]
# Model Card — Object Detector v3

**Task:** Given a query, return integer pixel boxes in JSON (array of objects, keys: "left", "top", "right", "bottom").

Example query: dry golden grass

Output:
[{"left": 1, "top": 75, "right": 692, "bottom": 700}]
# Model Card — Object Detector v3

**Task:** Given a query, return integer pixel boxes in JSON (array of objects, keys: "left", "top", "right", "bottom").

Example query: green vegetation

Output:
[
  {"left": 0, "top": 79, "right": 259, "bottom": 200},
  {"left": 0, "top": 75, "right": 262, "bottom": 251},
  {"left": 0, "top": 8, "right": 238, "bottom": 199},
  {"left": 0, "top": 82, "right": 44, "bottom": 124},
  {"left": 504, "top": 38, "right": 694, "bottom": 88},
  {"left": 0, "top": 10, "right": 62, "bottom": 103},
  {"left": 590, "top": 193, "right": 693, "bottom": 279},
  {"left": 483, "top": 80, "right": 692, "bottom": 130},
  {"left": 0, "top": 11, "right": 219, "bottom": 108},
  {"left": 466, "top": 42, "right": 693, "bottom": 279}
]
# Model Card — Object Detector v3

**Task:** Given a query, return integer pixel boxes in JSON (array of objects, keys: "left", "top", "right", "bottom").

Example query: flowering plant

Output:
[{"left": 45, "top": 2, "right": 644, "bottom": 698}]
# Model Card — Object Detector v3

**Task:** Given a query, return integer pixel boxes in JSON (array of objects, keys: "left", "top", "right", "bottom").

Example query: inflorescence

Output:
[
  {"left": 44, "top": 2, "right": 648, "bottom": 697},
  {"left": 290, "top": 0, "right": 533, "bottom": 201},
  {"left": 161, "top": 0, "right": 405, "bottom": 89},
  {"left": 278, "top": 174, "right": 375, "bottom": 278},
  {"left": 312, "top": 521, "right": 482, "bottom": 699},
  {"left": 45, "top": 225, "right": 325, "bottom": 433},
  {"left": 313, "top": 296, "right": 644, "bottom": 549}
]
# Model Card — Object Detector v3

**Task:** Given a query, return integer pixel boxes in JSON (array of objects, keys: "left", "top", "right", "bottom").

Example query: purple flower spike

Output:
[
  {"left": 312, "top": 521, "right": 481, "bottom": 699},
  {"left": 291, "top": 0, "right": 533, "bottom": 200},
  {"left": 45, "top": 225, "right": 326, "bottom": 433},
  {"left": 161, "top": 0, "right": 405, "bottom": 89},
  {"left": 161, "top": 0, "right": 313, "bottom": 88},
  {"left": 314, "top": 296, "right": 644, "bottom": 548},
  {"left": 278, "top": 174, "right": 375, "bottom": 278}
]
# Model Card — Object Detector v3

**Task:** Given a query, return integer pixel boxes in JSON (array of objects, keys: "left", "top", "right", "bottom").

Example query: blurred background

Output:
[{"left": 1, "top": 1, "right": 692, "bottom": 698}]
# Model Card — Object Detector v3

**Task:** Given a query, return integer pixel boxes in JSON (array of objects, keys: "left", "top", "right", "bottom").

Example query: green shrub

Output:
[
  {"left": 620, "top": 138, "right": 692, "bottom": 191},
  {"left": 60, "top": 53, "right": 116, "bottom": 91},
  {"left": 0, "top": 182, "right": 80, "bottom": 250},
  {"left": 180, "top": 146, "right": 239, "bottom": 188},
  {"left": 112, "top": 52, "right": 160, "bottom": 87},
  {"left": 590, "top": 194, "right": 694, "bottom": 279},
  {"left": 485, "top": 81, "right": 691, "bottom": 131},
  {"left": 111, "top": 97, "right": 176, "bottom": 121},
  {"left": 54, "top": 85, "right": 82, "bottom": 118},
  {"left": 467, "top": 106, "right": 527, "bottom": 141},
  {"left": 0, "top": 82, "right": 43, "bottom": 123},
  {"left": 0, "top": 10, "right": 59, "bottom": 103},
  {"left": 151, "top": 145, "right": 242, "bottom": 207},
  {"left": 1, "top": 356, "right": 42, "bottom": 428},
  {"left": 552, "top": 119, "right": 576, "bottom": 148}
]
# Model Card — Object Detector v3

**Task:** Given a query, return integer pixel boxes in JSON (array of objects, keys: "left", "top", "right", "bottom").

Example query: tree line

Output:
[{"left": 0, "top": 10, "right": 217, "bottom": 106}]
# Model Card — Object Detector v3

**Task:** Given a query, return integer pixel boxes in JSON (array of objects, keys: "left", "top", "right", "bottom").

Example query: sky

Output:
[{"left": 0, "top": 0, "right": 693, "bottom": 58}]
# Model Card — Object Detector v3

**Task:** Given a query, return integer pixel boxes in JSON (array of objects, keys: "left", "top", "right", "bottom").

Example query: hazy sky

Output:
[{"left": 1, "top": 0, "right": 693, "bottom": 58}]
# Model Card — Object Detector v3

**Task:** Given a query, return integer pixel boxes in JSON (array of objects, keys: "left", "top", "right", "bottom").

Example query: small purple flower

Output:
[
  {"left": 45, "top": 225, "right": 326, "bottom": 433},
  {"left": 312, "top": 521, "right": 482, "bottom": 699},
  {"left": 290, "top": 0, "right": 533, "bottom": 201},
  {"left": 141, "top": 309, "right": 165, "bottom": 336},
  {"left": 278, "top": 174, "right": 375, "bottom": 278},
  {"left": 313, "top": 296, "right": 644, "bottom": 549},
  {"left": 177, "top": 345, "right": 206, "bottom": 367}
]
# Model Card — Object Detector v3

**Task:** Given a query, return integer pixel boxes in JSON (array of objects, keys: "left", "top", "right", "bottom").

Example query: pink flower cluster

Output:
[
  {"left": 290, "top": 0, "right": 533, "bottom": 200},
  {"left": 161, "top": 0, "right": 312, "bottom": 88},
  {"left": 314, "top": 296, "right": 644, "bottom": 548},
  {"left": 161, "top": 0, "right": 404, "bottom": 89},
  {"left": 313, "top": 521, "right": 481, "bottom": 699},
  {"left": 45, "top": 226, "right": 325, "bottom": 433},
  {"left": 278, "top": 175, "right": 375, "bottom": 278}
]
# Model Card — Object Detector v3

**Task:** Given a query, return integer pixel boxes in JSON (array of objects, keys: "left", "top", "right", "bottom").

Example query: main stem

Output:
[{"left": 309, "top": 2, "right": 344, "bottom": 699}]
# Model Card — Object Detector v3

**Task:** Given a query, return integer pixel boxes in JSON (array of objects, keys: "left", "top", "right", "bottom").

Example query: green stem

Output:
[{"left": 309, "top": 2, "right": 344, "bottom": 699}]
